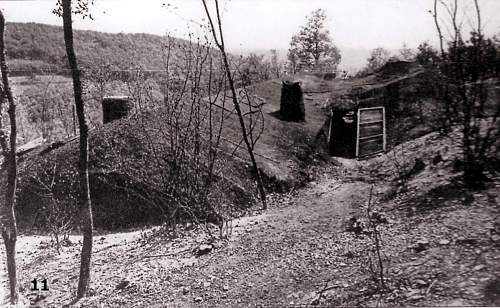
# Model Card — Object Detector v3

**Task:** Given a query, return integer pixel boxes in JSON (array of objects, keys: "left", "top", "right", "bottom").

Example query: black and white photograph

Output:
[{"left": 0, "top": 0, "right": 499, "bottom": 306}]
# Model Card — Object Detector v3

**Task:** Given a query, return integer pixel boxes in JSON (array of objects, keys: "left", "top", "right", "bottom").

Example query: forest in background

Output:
[{"left": 5, "top": 22, "right": 187, "bottom": 73}]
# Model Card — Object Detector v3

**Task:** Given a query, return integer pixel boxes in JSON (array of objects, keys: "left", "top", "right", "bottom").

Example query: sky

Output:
[{"left": 1, "top": 0, "right": 499, "bottom": 52}]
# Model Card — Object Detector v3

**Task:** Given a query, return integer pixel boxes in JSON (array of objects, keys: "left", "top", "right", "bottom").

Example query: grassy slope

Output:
[{"left": 216, "top": 78, "right": 330, "bottom": 190}]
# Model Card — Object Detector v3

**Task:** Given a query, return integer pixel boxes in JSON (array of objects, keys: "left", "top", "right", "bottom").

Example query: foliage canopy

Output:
[{"left": 287, "top": 9, "right": 341, "bottom": 73}]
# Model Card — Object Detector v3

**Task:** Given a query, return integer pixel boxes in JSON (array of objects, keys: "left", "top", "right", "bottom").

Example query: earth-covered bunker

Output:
[{"left": 327, "top": 62, "right": 439, "bottom": 158}]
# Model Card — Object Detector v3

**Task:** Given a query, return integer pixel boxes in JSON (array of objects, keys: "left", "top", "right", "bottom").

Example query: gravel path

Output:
[{"left": 1, "top": 175, "right": 371, "bottom": 307}]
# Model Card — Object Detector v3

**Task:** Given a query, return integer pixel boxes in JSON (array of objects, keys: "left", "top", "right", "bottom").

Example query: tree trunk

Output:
[
  {"left": 0, "top": 11, "right": 19, "bottom": 305},
  {"left": 61, "top": 0, "right": 94, "bottom": 299},
  {"left": 201, "top": 0, "right": 267, "bottom": 209},
  {"left": 433, "top": 0, "right": 445, "bottom": 56},
  {"left": 221, "top": 54, "right": 267, "bottom": 209}
]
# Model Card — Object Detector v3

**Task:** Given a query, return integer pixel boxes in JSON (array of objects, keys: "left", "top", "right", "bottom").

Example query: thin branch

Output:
[{"left": 473, "top": 0, "right": 481, "bottom": 36}]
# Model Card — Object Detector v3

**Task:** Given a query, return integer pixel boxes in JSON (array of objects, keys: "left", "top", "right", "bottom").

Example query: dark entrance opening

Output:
[
  {"left": 280, "top": 81, "right": 305, "bottom": 122},
  {"left": 329, "top": 110, "right": 357, "bottom": 158},
  {"left": 102, "top": 96, "right": 132, "bottom": 124}
]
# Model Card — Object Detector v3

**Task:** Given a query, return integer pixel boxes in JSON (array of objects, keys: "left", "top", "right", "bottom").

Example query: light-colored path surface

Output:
[{"left": 0, "top": 177, "right": 371, "bottom": 307}]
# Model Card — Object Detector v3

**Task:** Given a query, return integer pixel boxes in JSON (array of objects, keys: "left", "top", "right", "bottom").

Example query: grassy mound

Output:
[{"left": 16, "top": 111, "right": 257, "bottom": 231}]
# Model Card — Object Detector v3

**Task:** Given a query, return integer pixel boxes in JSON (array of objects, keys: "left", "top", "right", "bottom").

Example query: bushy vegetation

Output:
[
  {"left": 356, "top": 44, "right": 417, "bottom": 77},
  {"left": 237, "top": 53, "right": 272, "bottom": 86}
]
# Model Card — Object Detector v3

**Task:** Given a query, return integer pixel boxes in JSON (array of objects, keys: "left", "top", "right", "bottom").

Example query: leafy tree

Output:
[
  {"left": 365, "top": 47, "right": 391, "bottom": 72},
  {"left": 287, "top": 9, "right": 341, "bottom": 73},
  {"left": 398, "top": 43, "right": 415, "bottom": 61},
  {"left": 356, "top": 47, "right": 391, "bottom": 77},
  {"left": 415, "top": 41, "right": 440, "bottom": 66},
  {"left": 238, "top": 53, "right": 270, "bottom": 86}
]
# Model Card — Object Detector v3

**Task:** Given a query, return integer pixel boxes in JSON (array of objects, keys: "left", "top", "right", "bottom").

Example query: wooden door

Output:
[{"left": 356, "top": 107, "right": 386, "bottom": 157}]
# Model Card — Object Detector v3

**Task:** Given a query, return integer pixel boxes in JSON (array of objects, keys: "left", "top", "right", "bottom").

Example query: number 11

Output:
[{"left": 31, "top": 278, "right": 49, "bottom": 291}]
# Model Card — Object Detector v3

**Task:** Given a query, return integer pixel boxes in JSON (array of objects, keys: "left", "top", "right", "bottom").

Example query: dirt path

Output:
[
  {"left": 1, "top": 174, "right": 373, "bottom": 307},
  {"left": 164, "top": 180, "right": 369, "bottom": 307}
]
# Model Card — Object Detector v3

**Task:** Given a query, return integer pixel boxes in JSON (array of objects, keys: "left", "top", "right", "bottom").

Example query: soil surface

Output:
[
  {"left": 2, "top": 131, "right": 500, "bottom": 307},
  {"left": 1, "top": 172, "right": 370, "bottom": 307}
]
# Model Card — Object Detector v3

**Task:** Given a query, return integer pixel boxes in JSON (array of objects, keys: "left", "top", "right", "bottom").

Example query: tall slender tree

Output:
[
  {"left": 201, "top": 0, "right": 267, "bottom": 209},
  {"left": 0, "top": 10, "right": 20, "bottom": 305},
  {"left": 60, "top": 0, "right": 94, "bottom": 299}
]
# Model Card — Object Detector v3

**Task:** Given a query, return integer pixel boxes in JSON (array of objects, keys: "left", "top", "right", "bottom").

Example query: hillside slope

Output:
[{"left": 5, "top": 22, "right": 187, "bottom": 73}]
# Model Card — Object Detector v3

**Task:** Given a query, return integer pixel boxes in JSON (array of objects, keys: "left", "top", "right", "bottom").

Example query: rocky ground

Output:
[{"left": 1, "top": 130, "right": 500, "bottom": 307}]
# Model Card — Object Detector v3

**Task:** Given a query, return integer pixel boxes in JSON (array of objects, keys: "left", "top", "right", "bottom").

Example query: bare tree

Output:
[
  {"left": 83, "top": 61, "right": 115, "bottom": 102},
  {"left": 0, "top": 11, "right": 20, "bottom": 305},
  {"left": 60, "top": 0, "right": 94, "bottom": 299},
  {"left": 201, "top": 0, "right": 267, "bottom": 209},
  {"left": 96, "top": 31, "right": 239, "bottom": 236},
  {"left": 29, "top": 163, "right": 74, "bottom": 254},
  {"left": 21, "top": 75, "right": 61, "bottom": 141},
  {"left": 432, "top": 0, "right": 500, "bottom": 187},
  {"left": 431, "top": 0, "right": 445, "bottom": 56}
]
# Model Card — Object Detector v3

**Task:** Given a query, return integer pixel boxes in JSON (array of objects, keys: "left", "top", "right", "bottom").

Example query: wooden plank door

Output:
[{"left": 356, "top": 107, "right": 386, "bottom": 157}]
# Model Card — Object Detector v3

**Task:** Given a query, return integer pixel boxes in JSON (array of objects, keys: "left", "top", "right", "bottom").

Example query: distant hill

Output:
[{"left": 5, "top": 22, "right": 190, "bottom": 73}]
